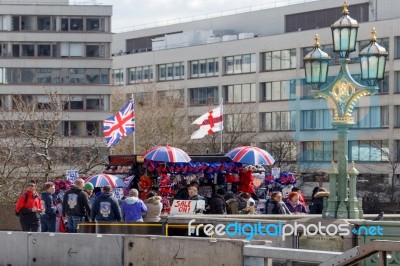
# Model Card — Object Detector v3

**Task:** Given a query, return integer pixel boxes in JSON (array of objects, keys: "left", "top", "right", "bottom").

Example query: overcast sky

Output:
[{"left": 96, "top": 0, "right": 302, "bottom": 32}]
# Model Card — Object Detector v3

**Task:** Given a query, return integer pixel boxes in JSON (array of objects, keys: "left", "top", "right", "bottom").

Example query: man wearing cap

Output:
[
  {"left": 62, "top": 178, "right": 91, "bottom": 233},
  {"left": 91, "top": 185, "right": 121, "bottom": 222},
  {"left": 83, "top": 182, "right": 96, "bottom": 206}
]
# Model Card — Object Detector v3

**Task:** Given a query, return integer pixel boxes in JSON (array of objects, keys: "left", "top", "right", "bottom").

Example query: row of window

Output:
[
  {"left": 0, "top": 43, "right": 108, "bottom": 58},
  {"left": 5, "top": 16, "right": 108, "bottom": 32},
  {"left": 117, "top": 35, "right": 394, "bottom": 84},
  {"left": 0, "top": 68, "right": 110, "bottom": 85},
  {"left": 0, "top": 95, "right": 108, "bottom": 111}
]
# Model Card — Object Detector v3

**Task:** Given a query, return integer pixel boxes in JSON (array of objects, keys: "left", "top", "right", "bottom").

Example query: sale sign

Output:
[{"left": 170, "top": 200, "right": 197, "bottom": 215}]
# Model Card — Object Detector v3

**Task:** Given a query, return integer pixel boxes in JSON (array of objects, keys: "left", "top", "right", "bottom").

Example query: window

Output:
[
  {"left": 86, "top": 18, "right": 100, "bottom": 31},
  {"left": 70, "top": 18, "right": 83, "bottom": 31},
  {"left": 86, "top": 95, "right": 104, "bottom": 110},
  {"left": 301, "top": 141, "right": 338, "bottom": 162},
  {"left": 261, "top": 80, "right": 296, "bottom": 101},
  {"left": 263, "top": 49, "right": 296, "bottom": 71},
  {"left": 396, "top": 36, "right": 400, "bottom": 58},
  {"left": 86, "top": 44, "right": 100, "bottom": 57},
  {"left": 189, "top": 87, "right": 218, "bottom": 106},
  {"left": 158, "top": 62, "right": 184, "bottom": 81},
  {"left": 395, "top": 71, "right": 400, "bottom": 93},
  {"left": 349, "top": 140, "right": 389, "bottom": 162},
  {"left": 37, "top": 16, "right": 51, "bottom": 31},
  {"left": 395, "top": 106, "right": 400, "bottom": 128},
  {"left": 86, "top": 121, "right": 101, "bottom": 136},
  {"left": 112, "top": 69, "right": 124, "bottom": 85},
  {"left": 260, "top": 111, "right": 296, "bottom": 131},
  {"left": 190, "top": 58, "right": 219, "bottom": 78},
  {"left": 353, "top": 106, "right": 389, "bottom": 128},
  {"left": 21, "top": 44, "right": 35, "bottom": 57},
  {"left": 223, "top": 84, "right": 256, "bottom": 103},
  {"left": 128, "top": 66, "right": 153, "bottom": 84},
  {"left": 301, "top": 109, "right": 333, "bottom": 130},
  {"left": 286, "top": 3, "right": 369, "bottom": 32},
  {"left": 64, "top": 121, "right": 80, "bottom": 136},
  {"left": 226, "top": 113, "right": 256, "bottom": 132},
  {"left": 224, "top": 54, "right": 256, "bottom": 74}
]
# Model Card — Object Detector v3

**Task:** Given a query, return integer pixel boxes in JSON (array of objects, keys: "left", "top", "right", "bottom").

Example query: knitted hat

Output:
[{"left": 84, "top": 182, "right": 94, "bottom": 190}]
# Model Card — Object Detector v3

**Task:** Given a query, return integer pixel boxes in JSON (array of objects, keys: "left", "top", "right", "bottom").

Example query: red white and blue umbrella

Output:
[
  {"left": 85, "top": 174, "right": 127, "bottom": 188},
  {"left": 143, "top": 146, "right": 191, "bottom": 163},
  {"left": 226, "top": 146, "right": 275, "bottom": 166}
]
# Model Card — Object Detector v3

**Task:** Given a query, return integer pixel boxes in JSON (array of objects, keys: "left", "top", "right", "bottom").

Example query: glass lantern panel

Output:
[
  {"left": 333, "top": 29, "right": 341, "bottom": 51},
  {"left": 349, "top": 28, "right": 357, "bottom": 50},
  {"left": 340, "top": 28, "right": 350, "bottom": 51},
  {"left": 305, "top": 62, "right": 312, "bottom": 83},
  {"left": 321, "top": 62, "right": 328, "bottom": 83},
  {"left": 360, "top": 57, "right": 369, "bottom": 78},
  {"left": 378, "top": 57, "right": 386, "bottom": 79},
  {"left": 368, "top": 56, "right": 378, "bottom": 79},
  {"left": 312, "top": 61, "right": 321, "bottom": 83}
]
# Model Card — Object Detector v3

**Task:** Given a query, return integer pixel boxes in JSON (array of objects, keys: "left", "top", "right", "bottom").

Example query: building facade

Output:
[
  {"left": 111, "top": 0, "right": 400, "bottom": 192},
  {"left": 0, "top": 0, "right": 113, "bottom": 174}
]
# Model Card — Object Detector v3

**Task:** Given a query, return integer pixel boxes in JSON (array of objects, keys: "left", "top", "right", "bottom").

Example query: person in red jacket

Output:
[{"left": 15, "top": 180, "right": 43, "bottom": 232}]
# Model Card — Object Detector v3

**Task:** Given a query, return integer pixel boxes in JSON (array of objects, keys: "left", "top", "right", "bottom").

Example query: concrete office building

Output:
[
  {"left": 111, "top": 0, "right": 400, "bottom": 193},
  {"left": 0, "top": 0, "right": 113, "bottom": 173}
]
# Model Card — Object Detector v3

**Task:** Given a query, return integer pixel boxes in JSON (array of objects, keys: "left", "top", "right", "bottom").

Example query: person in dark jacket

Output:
[
  {"left": 62, "top": 178, "right": 91, "bottom": 233},
  {"left": 15, "top": 180, "right": 44, "bottom": 232},
  {"left": 40, "top": 182, "right": 57, "bottom": 232},
  {"left": 209, "top": 188, "right": 227, "bottom": 214},
  {"left": 309, "top": 188, "right": 330, "bottom": 214},
  {"left": 91, "top": 185, "right": 122, "bottom": 222},
  {"left": 266, "top": 192, "right": 291, "bottom": 214}
]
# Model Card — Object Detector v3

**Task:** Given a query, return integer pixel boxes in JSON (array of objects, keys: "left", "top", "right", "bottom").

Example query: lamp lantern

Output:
[
  {"left": 359, "top": 28, "right": 389, "bottom": 86},
  {"left": 303, "top": 34, "right": 331, "bottom": 85},
  {"left": 331, "top": 0, "right": 359, "bottom": 58}
]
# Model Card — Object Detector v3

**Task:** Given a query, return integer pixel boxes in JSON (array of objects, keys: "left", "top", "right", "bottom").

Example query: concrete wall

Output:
[{"left": 0, "top": 232, "right": 251, "bottom": 266}]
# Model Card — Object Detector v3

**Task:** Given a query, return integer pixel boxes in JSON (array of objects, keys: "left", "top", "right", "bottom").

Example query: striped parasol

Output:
[
  {"left": 226, "top": 146, "right": 275, "bottom": 166},
  {"left": 143, "top": 146, "right": 191, "bottom": 163},
  {"left": 85, "top": 174, "right": 127, "bottom": 188}
]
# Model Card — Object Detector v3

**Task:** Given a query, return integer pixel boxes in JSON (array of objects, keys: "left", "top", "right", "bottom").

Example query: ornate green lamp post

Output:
[{"left": 303, "top": 1, "right": 388, "bottom": 219}]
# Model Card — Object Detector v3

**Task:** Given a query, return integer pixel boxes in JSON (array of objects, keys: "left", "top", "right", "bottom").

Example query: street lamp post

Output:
[{"left": 303, "top": 1, "right": 388, "bottom": 219}]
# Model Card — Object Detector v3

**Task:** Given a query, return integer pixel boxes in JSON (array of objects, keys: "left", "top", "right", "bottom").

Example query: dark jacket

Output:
[
  {"left": 310, "top": 191, "right": 330, "bottom": 214},
  {"left": 91, "top": 192, "right": 122, "bottom": 222},
  {"left": 62, "top": 186, "right": 91, "bottom": 217},
  {"left": 40, "top": 192, "right": 57, "bottom": 219},
  {"left": 266, "top": 200, "right": 291, "bottom": 214},
  {"left": 175, "top": 188, "right": 189, "bottom": 200},
  {"left": 209, "top": 194, "right": 226, "bottom": 214}
]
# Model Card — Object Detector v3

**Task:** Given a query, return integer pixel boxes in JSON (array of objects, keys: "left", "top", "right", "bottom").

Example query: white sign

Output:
[
  {"left": 66, "top": 170, "right": 79, "bottom": 182},
  {"left": 170, "top": 200, "right": 197, "bottom": 215},
  {"left": 272, "top": 167, "right": 281, "bottom": 179},
  {"left": 113, "top": 188, "right": 124, "bottom": 200}
]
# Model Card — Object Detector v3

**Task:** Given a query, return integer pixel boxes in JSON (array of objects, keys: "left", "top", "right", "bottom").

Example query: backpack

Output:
[
  {"left": 15, "top": 193, "right": 29, "bottom": 216},
  {"left": 236, "top": 196, "right": 248, "bottom": 211}
]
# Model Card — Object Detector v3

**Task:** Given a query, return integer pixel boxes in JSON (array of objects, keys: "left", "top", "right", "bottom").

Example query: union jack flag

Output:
[{"left": 103, "top": 101, "right": 135, "bottom": 147}]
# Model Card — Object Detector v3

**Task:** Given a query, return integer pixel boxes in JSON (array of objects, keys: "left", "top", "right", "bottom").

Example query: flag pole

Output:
[
  {"left": 131, "top": 94, "right": 136, "bottom": 154},
  {"left": 219, "top": 97, "right": 223, "bottom": 153}
]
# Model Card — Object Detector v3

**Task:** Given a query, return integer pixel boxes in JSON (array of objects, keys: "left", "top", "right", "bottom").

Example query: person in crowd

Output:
[
  {"left": 291, "top": 187, "right": 306, "bottom": 206},
  {"left": 209, "top": 188, "right": 227, "bottom": 214},
  {"left": 175, "top": 180, "right": 199, "bottom": 200},
  {"left": 121, "top": 188, "right": 148, "bottom": 222},
  {"left": 311, "top": 186, "right": 320, "bottom": 202},
  {"left": 91, "top": 185, "right": 121, "bottom": 222},
  {"left": 15, "top": 180, "right": 43, "bottom": 232},
  {"left": 285, "top": 192, "right": 308, "bottom": 214},
  {"left": 40, "top": 182, "right": 57, "bottom": 232},
  {"left": 310, "top": 188, "right": 330, "bottom": 214},
  {"left": 83, "top": 182, "right": 96, "bottom": 206},
  {"left": 143, "top": 191, "right": 163, "bottom": 222},
  {"left": 188, "top": 185, "right": 205, "bottom": 201},
  {"left": 266, "top": 192, "right": 291, "bottom": 214},
  {"left": 235, "top": 192, "right": 252, "bottom": 214},
  {"left": 62, "top": 178, "right": 91, "bottom": 233},
  {"left": 225, "top": 191, "right": 239, "bottom": 214}
]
